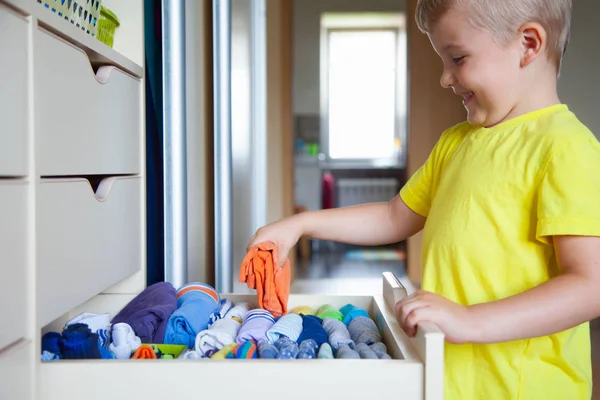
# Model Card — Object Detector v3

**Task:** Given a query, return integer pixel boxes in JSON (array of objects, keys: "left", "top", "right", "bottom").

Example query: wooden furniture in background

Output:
[{"left": 405, "top": 0, "right": 466, "bottom": 284}]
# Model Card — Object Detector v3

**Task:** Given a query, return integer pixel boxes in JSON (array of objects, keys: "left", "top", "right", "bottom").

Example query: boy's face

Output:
[{"left": 427, "top": 8, "right": 523, "bottom": 127}]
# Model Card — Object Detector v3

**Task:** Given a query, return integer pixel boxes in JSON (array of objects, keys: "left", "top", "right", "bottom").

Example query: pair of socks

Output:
[
  {"left": 274, "top": 336, "right": 298, "bottom": 359},
  {"left": 211, "top": 343, "right": 238, "bottom": 360},
  {"left": 257, "top": 339, "right": 278, "bottom": 359},
  {"left": 64, "top": 312, "right": 111, "bottom": 349},
  {"left": 296, "top": 315, "right": 328, "bottom": 347},
  {"left": 132, "top": 344, "right": 157, "bottom": 359},
  {"left": 290, "top": 305, "right": 315, "bottom": 316},
  {"left": 239, "top": 242, "right": 290, "bottom": 318},
  {"left": 316, "top": 304, "right": 343, "bottom": 321},
  {"left": 322, "top": 317, "right": 355, "bottom": 350},
  {"left": 340, "top": 304, "right": 369, "bottom": 325},
  {"left": 163, "top": 282, "right": 220, "bottom": 348},
  {"left": 297, "top": 339, "right": 318, "bottom": 359},
  {"left": 236, "top": 309, "right": 275, "bottom": 343},
  {"left": 208, "top": 299, "right": 233, "bottom": 327},
  {"left": 59, "top": 323, "right": 114, "bottom": 359},
  {"left": 317, "top": 343, "right": 333, "bottom": 359},
  {"left": 226, "top": 340, "right": 258, "bottom": 359},
  {"left": 195, "top": 302, "right": 252, "bottom": 356},
  {"left": 266, "top": 313, "right": 303, "bottom": 344},
  {"left": 109, "top": 322, "right": 142, "bottom": 359},
  {"left": 111, "top": 282, "right": 177, "bottom": 344},
  {"left": 348, "top": 316, "right": 381, "bottom": 345},
  {"left": 336, "top": 344, "right": 360, "bottom": 359}
]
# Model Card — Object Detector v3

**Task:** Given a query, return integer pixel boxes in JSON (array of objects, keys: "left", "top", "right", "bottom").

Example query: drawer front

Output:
[
  {"left": 34, "top": 27, "right": 141, "bottom": 176},
  {"left": 0, "top": 341, "right": 33, "bottom": 400},
  {"left": 0, "top": 4, "right": 28, "bottom": 176},
  {"left": 37, "top": 176, "right": 142, "bottom": 326},
  {"left": 0, "top": 182, "right": 28, "bottom": 350}
]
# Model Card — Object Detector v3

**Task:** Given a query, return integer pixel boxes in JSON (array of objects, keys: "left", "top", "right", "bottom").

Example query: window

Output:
[{"left": 321, "top": 13, "right": 407, "bottom": 165}]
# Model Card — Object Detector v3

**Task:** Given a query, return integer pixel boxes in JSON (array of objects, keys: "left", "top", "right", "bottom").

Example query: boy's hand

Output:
[
  {"left": 247, "top": 216, "right": 304, "bottom": 267},
  {"left": 395, "top": 291, "right": 479, "bottom": 344}
]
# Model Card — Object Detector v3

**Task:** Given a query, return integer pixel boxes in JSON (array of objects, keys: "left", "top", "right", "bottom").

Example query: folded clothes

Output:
[
  {"left": 322, "top": 317, "right": 355, "bottom": 351},
  {"left": 290, "top": 305, "right": 315, "bottom": 316},
  {"left": 355, "top": 343, "right": 378, "bottom": 359},
  {"left": 211, "top": 343, "right": 238, "bottom": 360},
  {"left": 266, "top": 313, "right": 303, "bottom": 344},
  {"left": 111, "top": 282, "right": 177, "bottom": 344},
  {"left": 208, "top": 299, "right": 233, "bottom": 328},
  {"left": 60, "top": 323, "right": 102, "bottom": 360},
  {"left": 297, "top": 339, "right": 318, "bottom": 359},
  {"left": 236, "top": 309, "right": 275, "bottom": 343},
  {"left": 109, "top": 322, "right": 142, "bottom": 359},
  {"left": 226, "top": 340, "right": 258, "bottom": 359},
  {"left": 239, "top": 242, "right": 290, "bottom": 318},
  {"left": 296, "top": 315, "right": 328, "bottom": 347},
  {"left": 195, "top": 302, "right": 252, "bottom": 356},
  {"left": 132, "top": 344, "right": 157, "bottom": 359},
  {"left": 369, "top": 342, "right": 391, "bottom": 359},
  {"left": 65, "top": 312, "right": 111, "bottom": 349},
  {"left": 336, "top": 344, "right": 360, "bottom": 359},
  {"left": 317, "top": 343, "right": 334, "bottom": 359},
  {"left": 163, "top": 282, "right": 220, "bottom": 348},
  {"left": 348, "top": 316, "right": 381, "bottom": 345},
  {"left": 316, "top": 304, "right": 343, "bottom": 321},
  {"left": 257, "top": 339, "right": 278, "bottom": 359},
  {"left": 339, "top": 304, "right": 370, "bottom": 326},
  {"left": 275, "top": 337, "right": 299, "bottom": 359}
]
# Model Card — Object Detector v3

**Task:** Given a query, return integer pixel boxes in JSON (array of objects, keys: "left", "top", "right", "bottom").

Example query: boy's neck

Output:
[{"left": 502, "top": 67, "right": 561, "bottom": 125}]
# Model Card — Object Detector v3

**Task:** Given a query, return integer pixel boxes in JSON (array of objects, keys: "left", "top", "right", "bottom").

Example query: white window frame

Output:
[{"left": 320, "top": 12, "right": 407, "bottom": 168}]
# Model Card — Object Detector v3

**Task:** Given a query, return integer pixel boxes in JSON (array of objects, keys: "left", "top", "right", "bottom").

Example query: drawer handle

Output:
[{"left": 40, "top": 174, "right": 136, "bottom": 201}]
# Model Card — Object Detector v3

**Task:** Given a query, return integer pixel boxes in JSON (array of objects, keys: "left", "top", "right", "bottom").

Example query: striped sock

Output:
[
  {"left": 236, "top": 309, "right": 275, "bottom": 343},
  {"left": 266, "top": 313, "right": 303, "bottom": 344}
]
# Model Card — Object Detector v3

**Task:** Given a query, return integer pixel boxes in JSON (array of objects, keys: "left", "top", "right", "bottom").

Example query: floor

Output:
[{"left": 293, "top": 247, "right": 600, "bottom": 399}]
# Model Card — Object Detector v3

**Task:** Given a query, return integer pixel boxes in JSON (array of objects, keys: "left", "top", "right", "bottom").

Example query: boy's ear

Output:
[{"left": 518, "top": 22, "right": 547, "bottom": 68}]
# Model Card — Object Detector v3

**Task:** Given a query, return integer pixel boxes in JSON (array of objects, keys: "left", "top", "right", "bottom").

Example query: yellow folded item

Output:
[
  {"left": 290, "top": 305, "right": 315, "bottom": 316},
  {"left": 210, "top": 343, "right": 237, "bottom": 360}
]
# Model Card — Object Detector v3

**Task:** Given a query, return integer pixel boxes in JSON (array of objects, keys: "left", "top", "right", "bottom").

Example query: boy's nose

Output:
[{"left": 440, "top": 69, "right": 456, "bottom": 88}]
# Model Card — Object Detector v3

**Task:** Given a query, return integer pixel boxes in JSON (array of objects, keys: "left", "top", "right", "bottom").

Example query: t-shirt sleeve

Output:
[
  {"left": 536, "top": 137, "right": 600, "bottom": 244},
  {"left": 400, "top": 131, "right": 452, "bottom": 218}
]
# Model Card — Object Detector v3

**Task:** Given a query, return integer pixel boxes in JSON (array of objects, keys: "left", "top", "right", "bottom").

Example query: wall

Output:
[
  {"left": 185, "top": 0, "right": 214, "bottom": 284},
  {"left": 292, "top": 0, "right": 405, "bottom": 115},
  {"left": 404, "top": 0, "right": 467, "bottom": 283},
  {"left": 558, "top": 0, "right": 600, "bottom": 138}
]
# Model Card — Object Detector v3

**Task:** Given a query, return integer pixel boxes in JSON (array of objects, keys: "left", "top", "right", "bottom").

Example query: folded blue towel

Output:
[{"left": 163, "top": 282, "right": 220, "bottom": 348}]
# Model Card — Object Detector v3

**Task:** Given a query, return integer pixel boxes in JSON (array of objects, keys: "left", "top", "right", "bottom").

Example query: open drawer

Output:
[
  {"left": 36, "top": 176, "right": 142, "bottom": 327},
  {"left": 34, "top": 26, "right": 141, "bottom": 176},
  {"left": 39, "top": 273, "right": 444, "bottom": 400}
]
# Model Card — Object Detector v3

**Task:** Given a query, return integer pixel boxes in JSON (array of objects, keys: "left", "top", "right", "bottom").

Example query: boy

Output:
[{"left": 247, "top": 0, "right": 600, "bottom": 398}]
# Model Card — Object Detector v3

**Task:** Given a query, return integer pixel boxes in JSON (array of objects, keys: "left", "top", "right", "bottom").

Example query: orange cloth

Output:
[
  {"left": 132, "top": 345, "right": 157, "bottom": 359},
  {"left": 239, "top": 242, "right": 290, "bottom": 318}
]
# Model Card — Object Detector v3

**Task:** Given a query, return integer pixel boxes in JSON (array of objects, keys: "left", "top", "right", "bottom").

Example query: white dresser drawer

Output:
[
  {"left": 37, "top": 176, "right": 142, "bottom": 327},
  {"left": 39, "top": 275, "right": 445, "bottom": 400},
  {"left": 0, "top": 341, "right": 33, "bottom": 400},
  {"left": 0, "top": 182, "right": 28, "bottom": 350},
  {"left": 34, "top": 27, "right": 141, "bottom": 176},
  {"left": 0, "top": 4, "right": 28, "bottom": 177}
]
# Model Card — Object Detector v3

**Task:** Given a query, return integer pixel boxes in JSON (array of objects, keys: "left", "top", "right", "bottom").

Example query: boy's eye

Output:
[{"left": 452, "top": 56, "right": 466, "bottom": 64}]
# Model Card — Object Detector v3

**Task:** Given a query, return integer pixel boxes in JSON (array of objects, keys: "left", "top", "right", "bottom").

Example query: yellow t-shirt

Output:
[{"left": 400, "top": 104, "right": 600, "bottom": 400}]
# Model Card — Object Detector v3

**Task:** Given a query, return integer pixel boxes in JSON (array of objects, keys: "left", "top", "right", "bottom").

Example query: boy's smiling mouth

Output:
[{"left": 457, "top": 91, "right": 475, "bottom": 105}]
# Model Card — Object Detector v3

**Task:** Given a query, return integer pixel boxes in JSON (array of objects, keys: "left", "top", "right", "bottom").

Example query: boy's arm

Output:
[
  {"left": 395, "top": 235, "right": 600, "bottom": 344},
  {"left": 468, "top": 235, "right": 600, "bottom": 343},
  {"left": 299, "top": 194, "right": 426, "bottom": 246}
]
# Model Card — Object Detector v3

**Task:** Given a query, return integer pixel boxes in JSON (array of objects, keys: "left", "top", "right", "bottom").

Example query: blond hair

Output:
[{"left": 415, "top": 0, "right": 572, "bottom": 71}]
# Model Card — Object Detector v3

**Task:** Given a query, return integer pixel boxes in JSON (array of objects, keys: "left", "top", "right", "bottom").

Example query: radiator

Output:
[{"left": 336, "top": 178, "right": 399, "bottom": 208}]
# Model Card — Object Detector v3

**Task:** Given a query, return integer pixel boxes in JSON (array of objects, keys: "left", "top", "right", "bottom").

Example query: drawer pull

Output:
[{"left": 40, "top": 174, "right": 137, "bottom": 201}]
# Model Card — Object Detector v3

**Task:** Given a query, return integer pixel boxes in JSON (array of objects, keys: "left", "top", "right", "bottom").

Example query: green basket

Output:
[{"left": 97, "top": 5, "right": 120, "bottom": 47}]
